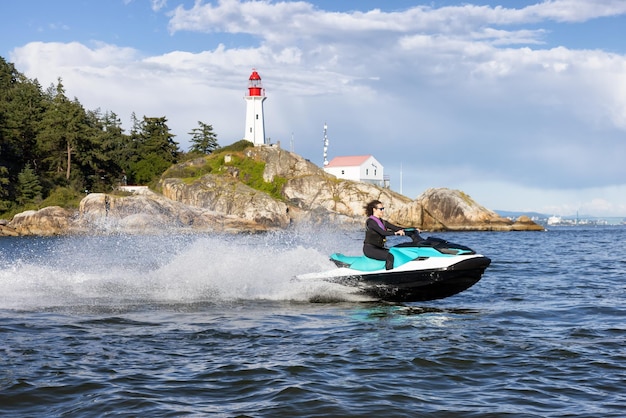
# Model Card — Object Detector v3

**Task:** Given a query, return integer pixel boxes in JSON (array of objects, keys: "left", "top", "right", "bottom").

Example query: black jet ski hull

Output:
[
  {"left": 297, "top": 233, "right": 491, "bottom": 302},
  {"left": 300, "top": 255, "right": 491, "bottom": 302},
  {"left": 339, "top": 256, "right": 491, "bottom": 302}
]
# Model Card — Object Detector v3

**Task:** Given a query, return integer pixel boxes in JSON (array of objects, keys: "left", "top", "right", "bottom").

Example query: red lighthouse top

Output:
[{"left": 247, "top": 69, "right": 264, "bottom": 97}]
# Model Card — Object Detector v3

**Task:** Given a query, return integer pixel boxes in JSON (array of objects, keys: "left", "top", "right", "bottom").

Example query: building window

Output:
[
  {"left": 341, "top": 170, "right": 344, "bottom": 175},
  {"left": 374, "top": 169, "right": 377, "bottom": 176},
  {"left": 250, "top": 127, "right": 252, "bottom": 133},
  {"left": 256, "top": 114, "right": 259, "bottom": 119},
  {"left": 366, "top": 169, "right": 369, "bottom": 175}
]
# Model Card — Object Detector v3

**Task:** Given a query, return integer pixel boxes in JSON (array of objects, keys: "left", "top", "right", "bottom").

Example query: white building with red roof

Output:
[{"left": 324, "top": 155, "right": 387, "bottom": 188}]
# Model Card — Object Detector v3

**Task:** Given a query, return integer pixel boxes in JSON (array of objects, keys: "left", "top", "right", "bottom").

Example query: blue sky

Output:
[{"left": 2, "top": 0, "right": 626, "bottom": 217}]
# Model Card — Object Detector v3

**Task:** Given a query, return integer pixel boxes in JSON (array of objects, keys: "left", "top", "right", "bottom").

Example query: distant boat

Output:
[{"left": 547, "top": 216, "right": 562, "bottom": 226}]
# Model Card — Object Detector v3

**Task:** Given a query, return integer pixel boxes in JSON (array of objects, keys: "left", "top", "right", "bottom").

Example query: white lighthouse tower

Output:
[{"left": 243, "top": 69, "right": 267, "bottom": 146}]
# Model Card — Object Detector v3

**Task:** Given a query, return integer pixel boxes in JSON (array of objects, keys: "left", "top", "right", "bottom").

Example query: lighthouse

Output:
[{"left": 243, "top": 69, "right": 267, "bottom": 146}]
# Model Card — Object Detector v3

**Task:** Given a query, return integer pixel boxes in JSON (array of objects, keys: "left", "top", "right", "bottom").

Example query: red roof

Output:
[
  {"left": 249, "top": 70, "right": 261, "bottom": 80},
  {"left": 326, "top": 155, "right": 372, "bottom": 167}
]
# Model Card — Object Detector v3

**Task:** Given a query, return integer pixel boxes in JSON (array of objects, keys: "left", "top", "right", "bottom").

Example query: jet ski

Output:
[{"left": 297, "top": 229, "right": 491, "bottom": 302}]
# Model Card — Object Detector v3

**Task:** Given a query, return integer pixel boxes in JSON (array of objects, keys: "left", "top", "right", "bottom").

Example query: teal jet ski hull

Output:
[{"left": 300, "top": 236, "right": 491, "bottom": 302}]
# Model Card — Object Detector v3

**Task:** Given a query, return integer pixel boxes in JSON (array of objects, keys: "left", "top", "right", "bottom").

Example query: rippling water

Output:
[{"left": 1, "top": 226, "right": 625, "bottom": 417}]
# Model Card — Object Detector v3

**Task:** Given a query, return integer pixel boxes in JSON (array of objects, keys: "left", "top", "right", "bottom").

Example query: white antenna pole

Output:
[
  {"left": 322, "top": 123, "right": 328, "bottom": 166},
  {"left": 400, "top": 162, "right": 403, "bottom": 195}
]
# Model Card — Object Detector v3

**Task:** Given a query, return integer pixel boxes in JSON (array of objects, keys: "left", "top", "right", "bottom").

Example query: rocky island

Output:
[{"left": 0, "top": 144, "right": 543, "bottom": 236}]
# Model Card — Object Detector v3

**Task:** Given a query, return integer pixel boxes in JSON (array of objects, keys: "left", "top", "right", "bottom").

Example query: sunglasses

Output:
[{"left": 376, "top": 207, "right": 385, "bottom": 210}]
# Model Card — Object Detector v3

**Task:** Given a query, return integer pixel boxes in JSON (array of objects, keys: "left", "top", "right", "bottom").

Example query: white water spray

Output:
[{"left": 0, "top": 227, "right": 365, "bottom": 311}]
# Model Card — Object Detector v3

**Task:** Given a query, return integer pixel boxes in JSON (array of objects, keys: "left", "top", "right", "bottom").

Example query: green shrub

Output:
[
  {"left": 216, "top": 140, "right": 253, "bottom": 153},
  {"left": 41, "top": 187, "right": 83, "bottom": 209},
  {"left": 161, "top": 141, "right": 286, "bottom": 200},
  {"left": 221, "top": 154, "right": 286, "bottom": 200},
  {"left": 163, "top": 164, "right": 213, "bottom": 180}
]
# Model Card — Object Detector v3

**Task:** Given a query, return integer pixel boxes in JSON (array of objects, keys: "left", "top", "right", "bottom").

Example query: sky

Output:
[{"left": 2, "top": 0, "right": 626, "bottom": 217}]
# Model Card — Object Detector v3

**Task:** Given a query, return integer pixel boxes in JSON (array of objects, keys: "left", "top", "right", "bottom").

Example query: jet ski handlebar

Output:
[{"left": 402, "top": 227, "right": 424, "bottom": 243}]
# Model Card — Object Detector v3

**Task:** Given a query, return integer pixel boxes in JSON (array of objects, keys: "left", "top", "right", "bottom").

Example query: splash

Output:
[{"left": 0, "top": 227, "right": 366, "bottom": 311}]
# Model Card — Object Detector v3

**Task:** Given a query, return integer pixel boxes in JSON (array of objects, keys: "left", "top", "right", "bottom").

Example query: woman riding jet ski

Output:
[
  {"left": 296, "top": 200, "right": 491, "bottom": 302},
  {"left": 362, "top": 200, "right": 406, "bottom": 270}
]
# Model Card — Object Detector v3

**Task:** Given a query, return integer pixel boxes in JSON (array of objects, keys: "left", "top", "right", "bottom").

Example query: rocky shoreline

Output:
[{"left": 0, "top": 146, "right": 544, "bottom": 237}]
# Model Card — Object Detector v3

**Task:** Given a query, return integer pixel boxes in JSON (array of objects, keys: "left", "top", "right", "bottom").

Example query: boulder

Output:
[
  {"left": 390, "top": 188, "right": 539, "bottom": 231},
  {"left": 9, "top": 206, "right": 73, "bottom": 236},
  {"left": 76, "top": 190, "right": 270, "bottom": 234},
  {"left": 511, "top": 215, "right": 545, "bottom": 231},
  {"left": 160, "top": 175, "right": 291, "bottom": 228},
  {"left": 0, "top": 218, "right": 19, "bottom": 237}
]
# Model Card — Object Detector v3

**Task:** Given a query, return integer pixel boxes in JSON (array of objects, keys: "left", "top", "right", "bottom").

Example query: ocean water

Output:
[{"left": 1, "top": 225, "right": 625, "bottom": 417}]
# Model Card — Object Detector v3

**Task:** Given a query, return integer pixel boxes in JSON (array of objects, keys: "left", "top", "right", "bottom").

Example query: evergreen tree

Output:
[
  {"left": 188, "top": 121, "right": 219, "bottom": 154},
  {"left": 36, "top": 79, "right": 114, "bottom": 192},
  {"left": 129, "top": 112, "right": 141, "bottom": 137},
  {"left": 96, "top": 110, "right": 128, "bottom": 187},
  {"left": 63, "top": 98, "right": 93, "bottom": 189},
  {"left": 139, "top": 116, "right": 179, "bottom": 162},
  {"left": 77, "top": 108, "right": 125, "bottom": 192},
  {"left": 127, "top": 116, "right": 180, "bottom": 184},
  {"left": 36, "top": 79, "right": 77, "bottom": 182},
  {"left": 16, "top": 163, "right": 42, "bottom": 206},
  {"left": 0, "top": 165, "right": 10, "bottom": 211},
  {"left": 0, "top": 57, "right": 45, "bottom": 202}
]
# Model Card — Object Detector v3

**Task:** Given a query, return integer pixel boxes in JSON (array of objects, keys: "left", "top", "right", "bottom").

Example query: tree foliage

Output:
[
  {"left": 0, "top": 165, "right": 10, "bottom": 211},
  {"left": 188, "top": 121, "right": 219, "bottom": 154},
  {"left": 16, "top": 164, "right": 42, "bottom": 206},
  {"left": 0, "top": 56, "right": 226, "bottom": 217}
]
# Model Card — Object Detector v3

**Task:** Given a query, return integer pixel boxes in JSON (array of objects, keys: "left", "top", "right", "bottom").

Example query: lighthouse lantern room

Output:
[{"left": 244, "top": 69, "right": 267, "bottom": 146}]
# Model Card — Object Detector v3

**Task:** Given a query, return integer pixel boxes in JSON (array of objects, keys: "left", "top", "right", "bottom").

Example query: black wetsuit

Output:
[{"left": 363, "top": 216, "right": 403, "bottom": 270}]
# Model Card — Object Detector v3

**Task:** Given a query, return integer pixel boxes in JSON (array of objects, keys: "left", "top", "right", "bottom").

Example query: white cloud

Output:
[
  {"left": 8, "top": 0, "right": 626, "bottom": 216},
  {"left": 520, "top": 0, "right": 626, "bottom": 22},
  {"left": 152, "top": 0, "right": 168, "bottom": 12}
]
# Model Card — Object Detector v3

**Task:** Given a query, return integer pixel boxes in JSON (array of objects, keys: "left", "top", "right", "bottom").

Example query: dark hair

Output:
[{"left": 364, "top": 200, "right": 382, "bottom": 217}]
